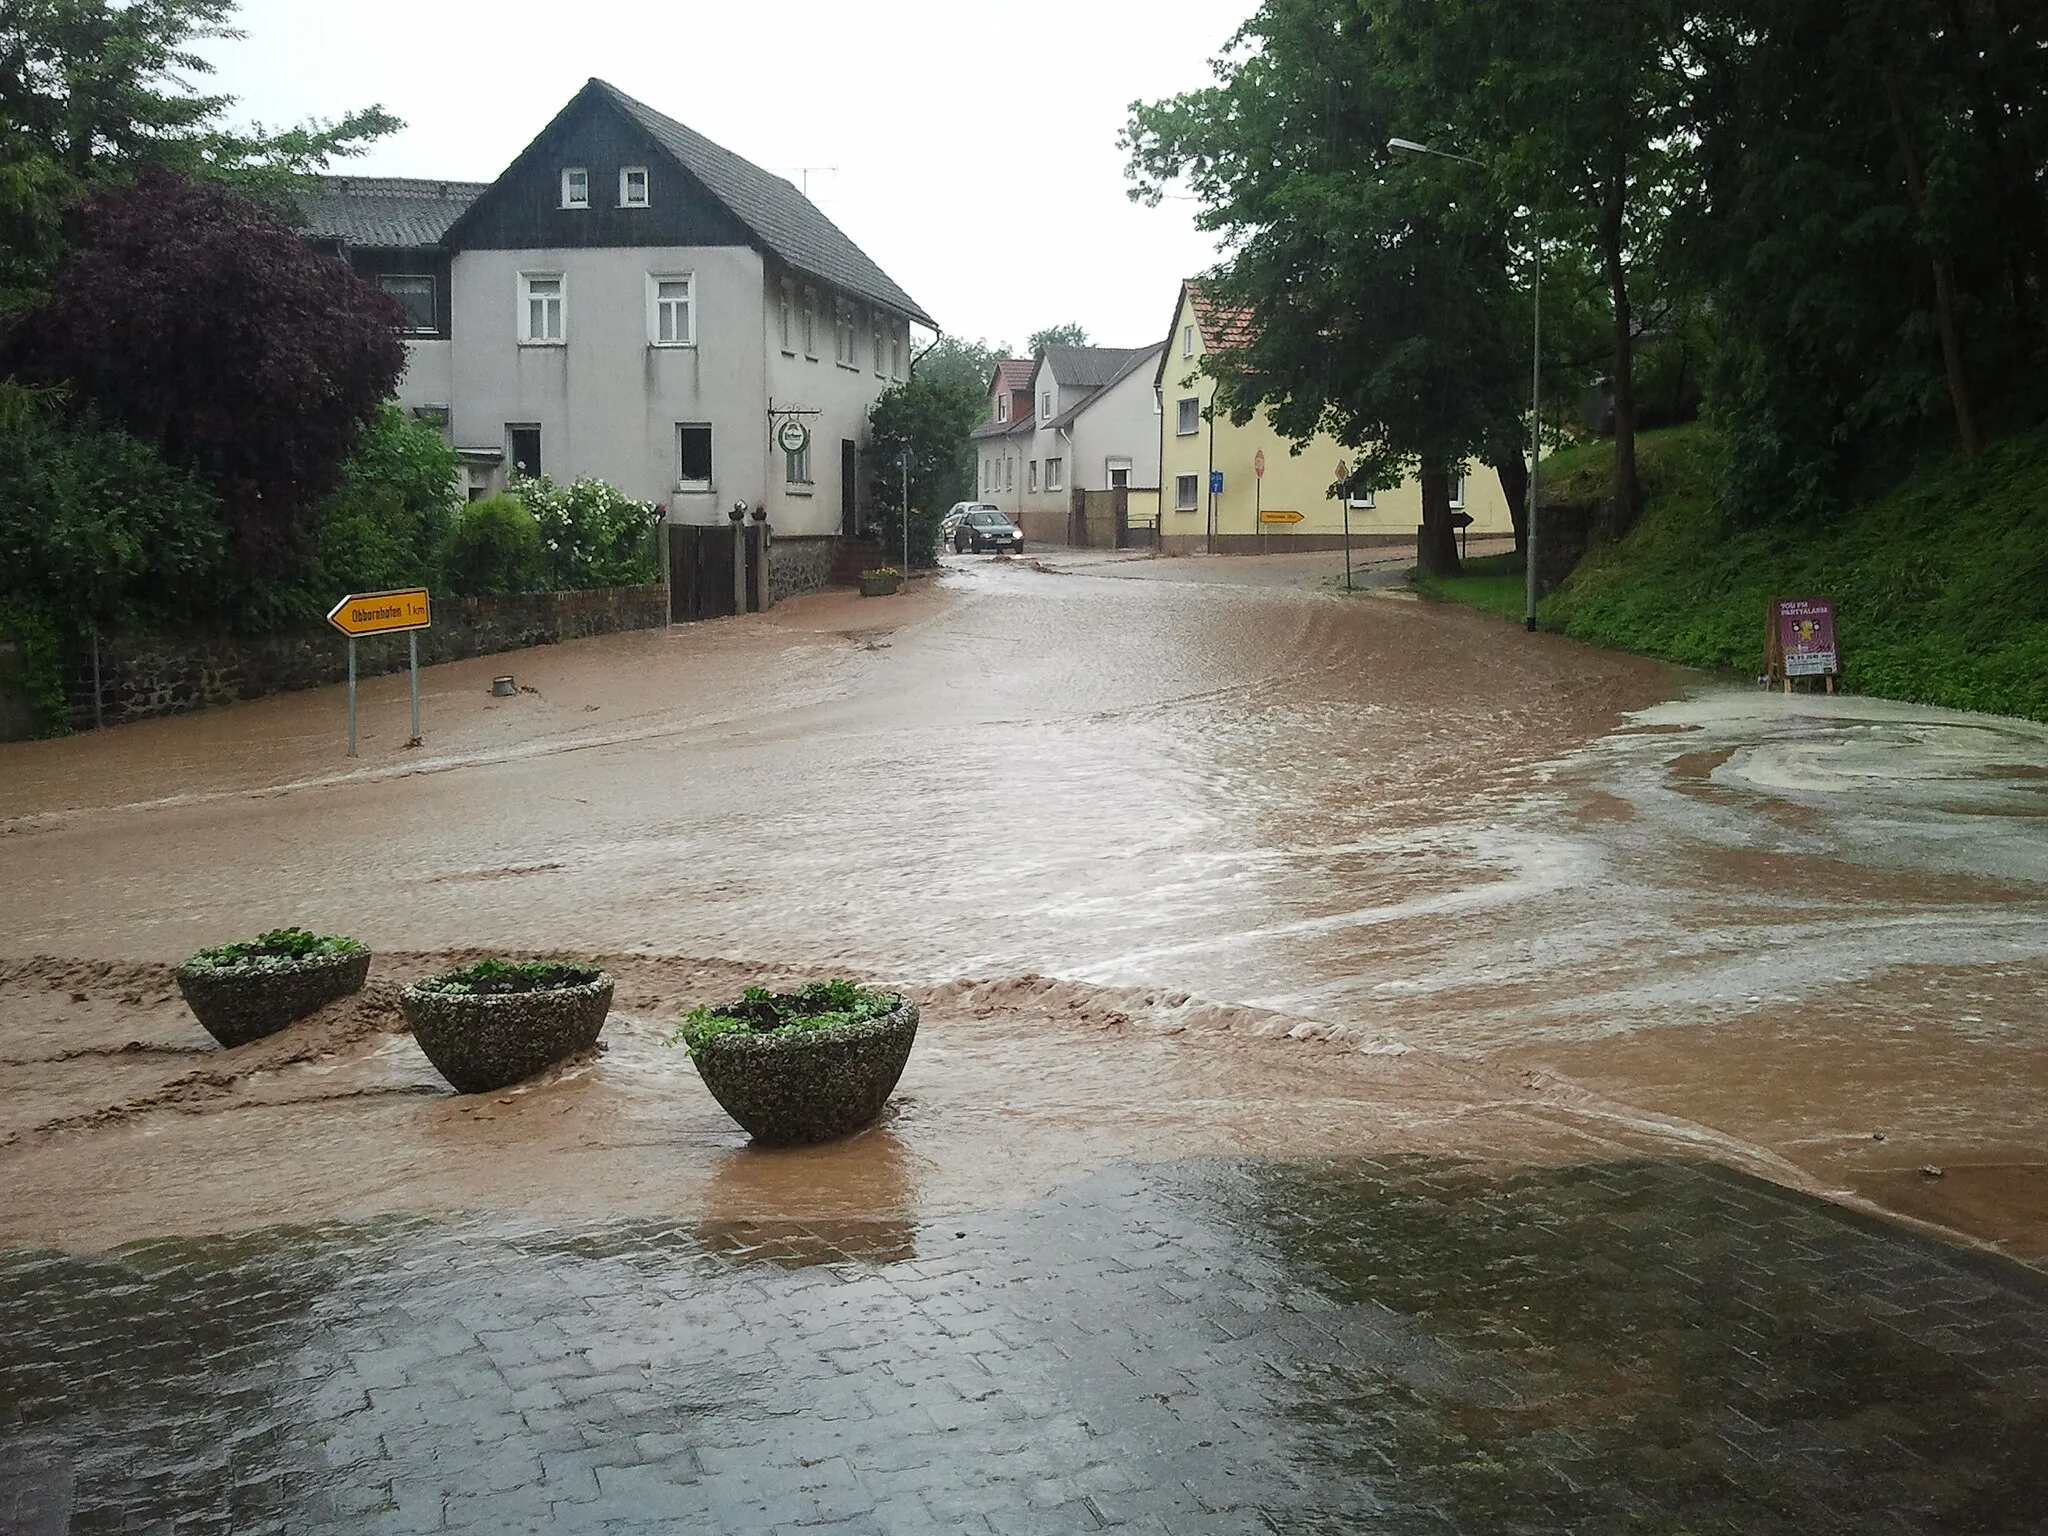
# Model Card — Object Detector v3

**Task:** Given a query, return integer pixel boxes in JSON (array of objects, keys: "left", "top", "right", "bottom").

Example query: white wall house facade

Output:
[
  {"left": 304, "top": 79, "right": 932, "bottom": 540},
  {"left": 969, "top": 345, "right": 1166, "bottom": 540}
]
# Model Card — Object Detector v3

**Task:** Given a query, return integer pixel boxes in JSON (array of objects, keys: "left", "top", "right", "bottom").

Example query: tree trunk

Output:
[
  {"left": 1491, "top": 444, "right": 1529, "bottom": 558},
  {"left": 1599, "top": 163, "right": 1641, "bottom": 538},
  {"left": 1416, "top": 464, "right": 1462, "bottom": 577},
  {"left": 1885, "top": 74, "right": 1984, "bottom": 456}
]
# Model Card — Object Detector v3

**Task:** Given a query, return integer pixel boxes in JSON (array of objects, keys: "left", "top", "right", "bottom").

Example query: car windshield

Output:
[{"left": 967, "top": 512, "right": 1009, "bottom": 526}]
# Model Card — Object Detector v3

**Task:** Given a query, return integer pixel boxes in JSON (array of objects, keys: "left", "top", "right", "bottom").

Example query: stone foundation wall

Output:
[
  {"left": 768, "top": 535, "right": 840, "bottom": 605},
  {"left": 64, "top": 585, "right": 668, "bottom": 731}
]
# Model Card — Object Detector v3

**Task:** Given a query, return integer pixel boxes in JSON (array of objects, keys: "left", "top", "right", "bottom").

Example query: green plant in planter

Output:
[
  {"left": 666, "top": 979, "right": 903, "bottom": 1057},
  {"left": 860, "top": 567, "right": 901, "bottom": 581},
  {"left": 183, "top": 927, "right": 365, "bottom": 972},
  {"left": 409, "top": 959, "right": 604, "bottom": 996},
  {"left": 668, "top": 979, "right": 918, "bottom": 1145},
  {"left": 175, "top": 927, "right": 372, "bottom": 1048}
]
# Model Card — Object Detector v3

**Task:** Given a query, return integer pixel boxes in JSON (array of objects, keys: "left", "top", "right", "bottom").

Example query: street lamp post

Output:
[{"left": 1388, "top": 136, "right": 1541, "bottom": 632}]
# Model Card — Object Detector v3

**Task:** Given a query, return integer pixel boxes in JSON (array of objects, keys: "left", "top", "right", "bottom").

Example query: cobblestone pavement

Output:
[{"left": 5, "top": 1158, "right": 2047, "bottom": 1535}]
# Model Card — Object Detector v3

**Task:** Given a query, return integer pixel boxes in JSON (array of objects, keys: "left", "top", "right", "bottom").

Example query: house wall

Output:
[
  {"left": 1065, "top": 352, "right": 1164, "bottom": 493},
  {"left": 1158, "top": 288, "right": 1517, "bottom": 553},
  {"left": 449, "top": 244, "right": 770, "bottom": 521},
  {"left": 396, "top": 340, "right": 454, "bottom": 416},
  {"left": 762, "top": 265, "right": 908, "bottom": 538}
]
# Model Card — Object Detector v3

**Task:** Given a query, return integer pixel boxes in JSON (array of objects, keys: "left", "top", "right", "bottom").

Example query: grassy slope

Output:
[
  {"left": 1416, "top": 555, "right": 1527, "bottom": 621},
  {"left": 1518, "top": 423, "right": 2048, "bottom": 722}
]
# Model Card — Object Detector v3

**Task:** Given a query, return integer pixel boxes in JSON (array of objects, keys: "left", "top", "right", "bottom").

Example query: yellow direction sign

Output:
[
  {"left": 327, "top": 588, "right": 431, "bottom": 637},
  {"left": 1259, "top": 510, "right": 1305, "bottom": 525}
]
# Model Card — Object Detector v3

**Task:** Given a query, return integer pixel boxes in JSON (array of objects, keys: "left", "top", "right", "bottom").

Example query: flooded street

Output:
[
  {"left": 3, "top": 556, "right": 2043, "bottom": 1261},
  {"left": 6, "top": 555, "right": 2048, "bottom": 1532}
]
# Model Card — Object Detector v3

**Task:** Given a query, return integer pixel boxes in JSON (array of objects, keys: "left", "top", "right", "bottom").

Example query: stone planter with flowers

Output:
[
  {"left": 669, "top": 979, "right": 918, "bottom": 1146},
  {"left": 175, "top": 927, "right": 371, "bottom": 1049},
  {"left": 858, "top": 567, "right": 902, "bottom": 597},
  {"left": 401, "top": 960, "right": 614, "bottom": 1094}
]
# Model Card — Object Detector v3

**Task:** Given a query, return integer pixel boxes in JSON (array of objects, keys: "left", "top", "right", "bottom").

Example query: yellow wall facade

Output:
[{"left": 1157, "top": 287, "right": 1517, "bottom": 548}]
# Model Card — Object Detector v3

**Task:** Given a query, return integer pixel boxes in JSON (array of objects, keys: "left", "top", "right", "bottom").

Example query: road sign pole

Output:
[
  {"left": 408, "top": 630, "right": 421, "bottom": 745},
  {"left": 346, "top": 638, "right": 358, "bottom": 758},
  {"left": 1344, "top": 498, "right": 1353, "bottom": 592}
]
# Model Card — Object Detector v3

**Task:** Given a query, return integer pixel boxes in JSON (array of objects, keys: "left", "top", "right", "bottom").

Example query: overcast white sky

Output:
[{"left": 198, "top": 0, "right": 1253, "bottom": 354}]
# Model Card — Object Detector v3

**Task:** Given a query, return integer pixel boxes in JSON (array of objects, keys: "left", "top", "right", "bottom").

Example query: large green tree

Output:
[
  {"left": 868, "top": 363, "right": 987, "bottom": 568},
  {"left": 1678, "top": 0, "right": 2048, "bottom": 516},
  {"left": 1125, "top": 0, "right": 1534, "bottom": 575},
  {"left": 0, "top": 0, "right": 396, "bottom": 307}
]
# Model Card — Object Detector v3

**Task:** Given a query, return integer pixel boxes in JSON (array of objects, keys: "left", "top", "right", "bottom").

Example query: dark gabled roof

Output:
[
  {"left": 1040, "top": 344, "right": 1155, "bottom": 391},
  {"left": 300, "top": 177, "right": 489, "bottom": 249},
  {"left": 589, "top": 80, "right": 934, "bottom": 328},
  {"left": 1047, "top": 343, "right": 1165, "bottom": 430}
]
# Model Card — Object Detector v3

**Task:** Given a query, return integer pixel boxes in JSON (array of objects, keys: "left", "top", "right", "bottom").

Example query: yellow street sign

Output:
[
  {"left": 1259, "top": 510, "right": 1305, "bottom": 525},
  {"left": 327, "top": 588, "right": 432, "bottom": 637}
]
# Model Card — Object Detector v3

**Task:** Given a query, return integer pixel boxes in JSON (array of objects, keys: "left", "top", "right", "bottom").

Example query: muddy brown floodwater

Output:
[{"left": 2, "top": 557, "right": 2044, "bottom": 1262}]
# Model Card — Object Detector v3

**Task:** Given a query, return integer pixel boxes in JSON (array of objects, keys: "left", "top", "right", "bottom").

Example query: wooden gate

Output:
[{"left": 669, "top": 524, "right": 738, "bottom": 623}]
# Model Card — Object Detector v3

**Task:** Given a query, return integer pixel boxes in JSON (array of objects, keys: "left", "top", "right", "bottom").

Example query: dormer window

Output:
[
  {"left": 620, "top": 166, "right": 649, "bottom": 207},
  {"left": 562, "top": 168, "right": 589, "bottom": 209},
  {"left": 1041, "top": 390, "right": 1053, "bottom": 422},
  {"left": 996, "top": 394, "right": 1008, "bottom": 422}
]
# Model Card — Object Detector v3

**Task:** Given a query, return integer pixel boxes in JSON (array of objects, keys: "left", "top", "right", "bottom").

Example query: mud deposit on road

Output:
[
  {"left": 0, "top": 952, "right": 1718, "bottom": 1251},
  {"left": 3, "top": 564, "right": 2045, "bottom": 1262}
]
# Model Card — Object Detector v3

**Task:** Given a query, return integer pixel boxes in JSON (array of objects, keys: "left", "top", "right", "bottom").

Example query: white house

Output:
[
  {"left": 968, "top": 344, "right": 1165, "bottom": 543},
  {"left": 303, "top": 79, "right": 935, "bottom": 553}
]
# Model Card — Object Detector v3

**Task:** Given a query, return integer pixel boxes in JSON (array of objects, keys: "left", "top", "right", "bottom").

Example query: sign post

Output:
[
  {"left": 327, "top": 588, "right": 433, "bottom": 757},
  {"left": 897, "top": 446, "right": 915, "bottom": 573},
  {"left": 1337, "top": 460, "right": 1352, "bottom": 592},
  {"left": 1253, "top": 450, "right": 1266, "bottom": 549}
]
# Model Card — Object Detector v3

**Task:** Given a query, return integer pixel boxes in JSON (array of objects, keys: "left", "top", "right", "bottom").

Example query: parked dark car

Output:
[{"left": 953, "top": 510, "right": 1024, "bottom": 554}]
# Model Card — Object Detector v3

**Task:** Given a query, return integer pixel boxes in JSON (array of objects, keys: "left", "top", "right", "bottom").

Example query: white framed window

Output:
[
  {"left": 1028, "top": 460, "right": 1039, "bottom": 493},
  {"left": 1182, "top": 324, "right": 1195, "bottom": 357},
  {"left": 891, "top": 328, "right": 904, "bottom": 379},
  {"left": 619, "top": 166, "right": 650, "bottom": 207},
  {"left": 779, "top": 281, "right": 794, "bottom": 353},
  {"left": 1040, "top": 390, "right": 1053, "bottom": 422},
  {"left": 1450, "top": 474, "right": 1466, "bottom": 509},
  {"left": 785, "top": 440, "right": 813, "bottom": 487},
  {"left": 1004, "top": 458, "right": 1013, "bottom": 492},
  {"left": 1349, "top": 487, "right": 1377, "bottom": 510},
  {"left": 519, "top": 272, "right": 564, "bottom": 345},
  {"left": 1045, "top": 457, "right": 1064, "bottom": 492},
  {"left": 995, "top": 393, "right": 1008, "bottom": 423},
  {"left": 1175, "top": 473, "right": 1200, "bottom": 512},
  {"left": 803, "top": 289, "right": 818, "bottom": 357},
  {"left": 676, "top": 423, "right": 712, "bottom": 491},
  {"left": 836, "top": 301, "right": 858, "bottom": 368},
  {"left": 562, "top": 167, "right": 589, "bottom": 208},
  {"left": 873, "top": 320, "right": 885, "bottom": 376},
  {"left": 648, "top": 273, "right": 695, "bottom": 346},
  {"left": 1176, "top": 397, "right": 1200, "bottom": 436},
  {"left": 377, "top": 274, "right": 436, "bottom": 335}
]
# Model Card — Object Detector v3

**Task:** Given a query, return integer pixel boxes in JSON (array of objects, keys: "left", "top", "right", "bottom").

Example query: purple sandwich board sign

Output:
[{"left": 1768, "top": 596, "right": 1839, "bottom": 692}]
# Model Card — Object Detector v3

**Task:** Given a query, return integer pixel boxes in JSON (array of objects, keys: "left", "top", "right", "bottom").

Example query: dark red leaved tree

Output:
[{"left": 1, "top": 171, "right": 406, "bottom": 565}]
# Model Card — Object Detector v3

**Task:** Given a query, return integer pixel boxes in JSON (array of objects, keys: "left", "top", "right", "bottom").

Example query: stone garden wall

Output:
[
  {"left": 767, "top": 535, "right": 839, "bottom": 606},
  {"left": 60, "top": 585, "right": 668, "bottom": 732}
]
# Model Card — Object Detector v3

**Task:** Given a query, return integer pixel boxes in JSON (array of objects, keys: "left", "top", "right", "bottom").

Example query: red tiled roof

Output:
[
  {"left": 1188, "top": 282, "right": 1259, "bottom": 355},
  {"left": 991, "top": 359, "right": 1034, "bottom": 394}
]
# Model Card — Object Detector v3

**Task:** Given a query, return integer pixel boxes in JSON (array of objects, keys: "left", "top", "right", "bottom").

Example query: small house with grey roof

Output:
[
  {"left": 968, "top": 342, "right": 1164, "bottom": 541},
  {"left": 304, "top": 78, "right": 935, "bottom": 545}
]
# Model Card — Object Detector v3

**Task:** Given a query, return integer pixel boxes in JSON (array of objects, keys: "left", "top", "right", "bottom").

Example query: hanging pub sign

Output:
[
  {"left": 1766, "top": 596, "right": 1840, "bottom": 693},
  {"left": 775, "top": 417, "right": 811, "bottom": 455}
]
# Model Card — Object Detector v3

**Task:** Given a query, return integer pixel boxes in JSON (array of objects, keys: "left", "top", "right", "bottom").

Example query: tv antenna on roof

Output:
[{"left": 781, "top": 166, "right": 838, "bottom": 199}]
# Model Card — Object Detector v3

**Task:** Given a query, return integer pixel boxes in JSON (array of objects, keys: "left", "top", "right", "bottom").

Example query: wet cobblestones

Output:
[{"left": 5, "top": 1158, "right": 2047, "bottom": 1534}]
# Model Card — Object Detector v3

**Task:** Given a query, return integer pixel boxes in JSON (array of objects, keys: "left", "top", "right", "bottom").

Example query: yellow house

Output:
[{"left": 1155, "top": 280, "right": 1516, "bottom": 556}]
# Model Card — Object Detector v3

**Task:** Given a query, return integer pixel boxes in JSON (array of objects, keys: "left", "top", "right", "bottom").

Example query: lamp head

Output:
[{"left": 1387, "top": 137, "right": 1430, "bottom": 156}]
